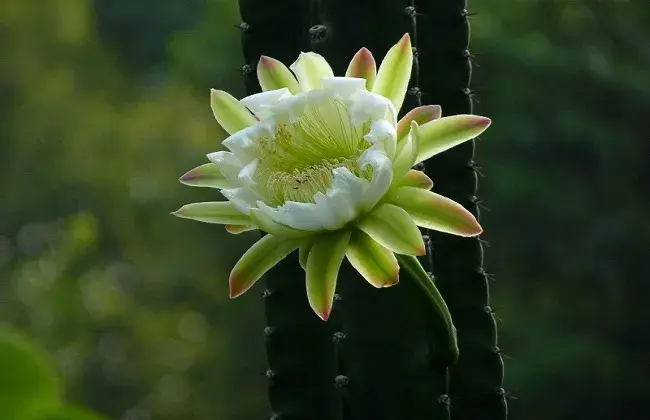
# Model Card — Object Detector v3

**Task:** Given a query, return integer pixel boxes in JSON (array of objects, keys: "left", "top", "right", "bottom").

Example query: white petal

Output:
[
  {"left": 236, "top": 159, "right": 272, "bottom": 201},
  {"left": 221, "top": 127, "right": 258, "bottom": 163},
  {"left": 331, "top": 167, "right": 368, "bottom": 201},
  {"left": 206, "top": 151, "right": 243, "bottom": 185},
  {"left": 312, "top": 170, "right": 362, "bottom": 229},
  {"left": 321, "top": 77, "right": 367, "bottom": 100},
  {"left": 270, "top": 93, "right": 308, "bottom": 124},
  {"left": 347, "top": 90, "right": 397, "bottom": 127},
  {"left": 311, "top": 192, "right": 345, "bottom": 229},
  {"left": 363, "top": 119, "right": 397, "bottom": 160},
  {"left": 237, "top": 159, "right": 258, "bottom": 187},
  {"left": 258, "top": 200, "right": 324, "bottom": 230},
  {"left": 283, "top": 199, "right": 346, "bottom": 231},
  {"left": 321, "top": 191, "right": 356, "bottom": 227},
  {"left": 256, "top": 167, "right": 371, "bottom": 232},
  {"left": 240, "top": 88, "right": 292, "bottom": 119},
  {"left": 221, "top": 187, "right": 260, "bottom": 215},
  {"left": 221, "top": 120, "right": 277, "bottom": 163},
  {"left": 357, "top": 149, "right": 393, "bottom": 211},
  {"left": 326, "top": 168, "right": 368, "bottom": 222}
]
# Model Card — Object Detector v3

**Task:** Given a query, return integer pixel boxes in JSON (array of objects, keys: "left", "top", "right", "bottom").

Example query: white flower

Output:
[{"left": 174, "top": 34, "right": 491, "bottom": 323}]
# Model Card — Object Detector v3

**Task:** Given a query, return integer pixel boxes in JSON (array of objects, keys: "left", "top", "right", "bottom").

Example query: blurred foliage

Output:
[
  {"left": 471, "top": 1, "right": 650, "bottom": 419},
  {"left": 0, "top": 0, "right": 648, "bottom": 419},
  {"left": 0, "top": 327, "right": 60, "bottom": 419},
  {"left": 0, "top": 326, "right": 106, "bottom": 420}
]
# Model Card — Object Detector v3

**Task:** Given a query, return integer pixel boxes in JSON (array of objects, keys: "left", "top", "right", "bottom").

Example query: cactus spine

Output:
[
  {"left": 417, "top": 0, "right": 508, "bottom": 419},
  {"left": 313, "top": 0, "right": 451, "bottom": 418},
  {"left": 238, "top": 2, "right": 342, "bottom": 419}
]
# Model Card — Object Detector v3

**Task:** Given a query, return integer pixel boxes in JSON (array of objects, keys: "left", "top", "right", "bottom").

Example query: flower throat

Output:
[
  {"left": 255, "top": 97, "right": 372, "bottom": 204},
  {"left": 265, "top": 157, "right": 361, "bottom": 203}
]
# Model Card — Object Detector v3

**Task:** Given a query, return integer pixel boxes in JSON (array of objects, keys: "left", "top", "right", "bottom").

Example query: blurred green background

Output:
[{"left": 1, "top": 0, "right": 648, "bottom": 419}]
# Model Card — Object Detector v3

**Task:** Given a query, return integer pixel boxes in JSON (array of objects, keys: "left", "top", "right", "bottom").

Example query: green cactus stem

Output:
[
  {"left": 417, "top": 0, "right": 508, "bottom": 419},
  {"left": 313, "top": 0, "right": 452, "bottom": 418},
  {"left": 238, "top": 1, "right": 342, "bottom": 419}
]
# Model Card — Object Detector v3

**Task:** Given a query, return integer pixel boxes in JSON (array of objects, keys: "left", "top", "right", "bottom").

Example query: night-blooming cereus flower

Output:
[{"left": 173, "top": 34, "right": 491, "bottom": 322}]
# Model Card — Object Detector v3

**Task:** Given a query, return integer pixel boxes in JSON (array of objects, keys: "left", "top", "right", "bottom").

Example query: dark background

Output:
[{"left": 1, "top": 0, "right": 648, "bottom": 419}]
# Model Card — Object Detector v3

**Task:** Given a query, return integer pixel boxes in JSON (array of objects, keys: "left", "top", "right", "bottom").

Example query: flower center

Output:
[
  {"left": 265, "top": 157, "right": 356, "bottom": 203},
  {"left": 255, "top": 95, "right": 372, "bottom": 205}
]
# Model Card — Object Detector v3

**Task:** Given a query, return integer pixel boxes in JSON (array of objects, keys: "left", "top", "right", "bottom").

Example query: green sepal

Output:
[
  {"left": 210, "top": 89, "right": 257, "bottom": 135},
  {"left": 346, "top": 230, "right": 399, "bottom": 288},
  {"left": 225, "top": 225, "right": 256, "bottom": 234},
  {"left": 396, "top": 105, "right": 441, "bottom": 141},
  {"left": 416, "top": 114, "right": 491, "bottom": 163},
  {"left": 372, "top": 33, "right": 413, "bottom": 112},
  {"left": 345, "top": 47, "right": 377, "bottom": 90},
  {"left": 306, "top": 230, "right": 351, "bottom": 321},
  {"left": 257, "top": 56, "right": 301, "bottom": 94},
  {"left": 397, "top": 170, "right": 433, "bottom": 190},
  {"left": 172, "top": 202, "right": 251, "bottom": 226},
  {"left": 357, "top": 203, "right": 425, "bottom": 256},
  {"left": 229, "top": 235, "right": 300, "bottom": 298},
  {"left": 179, "top": 163, "right": 233, "bottom": 189},
  {"left": 388, "top": 187, "right": 482, "bottom": 237}
]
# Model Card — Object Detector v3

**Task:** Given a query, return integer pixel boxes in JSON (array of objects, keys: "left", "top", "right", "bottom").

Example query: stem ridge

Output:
[{"left": 416, "top": 0, "right": 507, "bottom": 418}]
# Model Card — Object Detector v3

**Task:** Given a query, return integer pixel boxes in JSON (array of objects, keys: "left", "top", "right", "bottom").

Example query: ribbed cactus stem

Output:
[
  {"left": 417, "top": 0, "right": 508, "bottom": 419},
  {"left": 238, "top": 1, "right": 342, "bottom": 419},
  {"left": 313, "top": 1, "right": 450, "bottom": 418},
  {"left": 406, "top": 1, "right": 453, "bottom": 418}
]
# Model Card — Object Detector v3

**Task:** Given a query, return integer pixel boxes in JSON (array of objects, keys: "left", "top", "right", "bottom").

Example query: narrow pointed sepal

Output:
[
  {"left": 345, "top": 47, "right": 377, "bottom": 90},
  {"left": 388, "top": 187, "right": 482, "bottom": 237},
  {"left": 229, "top": 235, "right": 300, "bottom": 298},
  {"left": 172, "top": 202, "right": 251, "bottom": 225},
  {"left": 416, "top": 114, "right": 492, "bottom": 163},
  {"left": 225, "top": 225, "right": 256, "bottom": 234},
  {"left": 290, "top": 52, "right": 334, "bottom": 92},
  {"left": 398, "top": 170, "right": 433, "bottom": 190},
  {"left": 346, "top": 230, "right": 399, "bottom": 288},
  {"left": 179, "top": 163, "right": 233, "bottom": 189},
  {"left": 257, "top": 56, "right": 301, "bottom": 94},
  {"left": 210, "top": 89, "right": 257, "bottom": 135},
  {"left": 357, "top": 203, "right": 425, "bottom": 256},
  {"left": 372, "top": 33, "right": 413, "bottom": 112},
  {"left": 396, "top": 105, "right": 442, "bottom": 140},
  {"left": 306, "top": 231, "right": 351, "bottom": 321},
  {"left": 393, "top": 121, "right": 420, "bottom": 180}
]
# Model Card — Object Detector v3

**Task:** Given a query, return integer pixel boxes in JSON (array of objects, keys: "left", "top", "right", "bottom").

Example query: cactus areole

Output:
[{"left": 173, "top": 35, "right": 490, "bottom": 349}]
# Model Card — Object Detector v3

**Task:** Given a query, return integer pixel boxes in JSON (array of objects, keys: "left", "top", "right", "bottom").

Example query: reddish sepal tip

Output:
[
  {"left": 317, "top": 307, "right": 332, "bottom": 321},
  {"left": 229, "top": 275, "right": 247, "bottom": 299}
]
